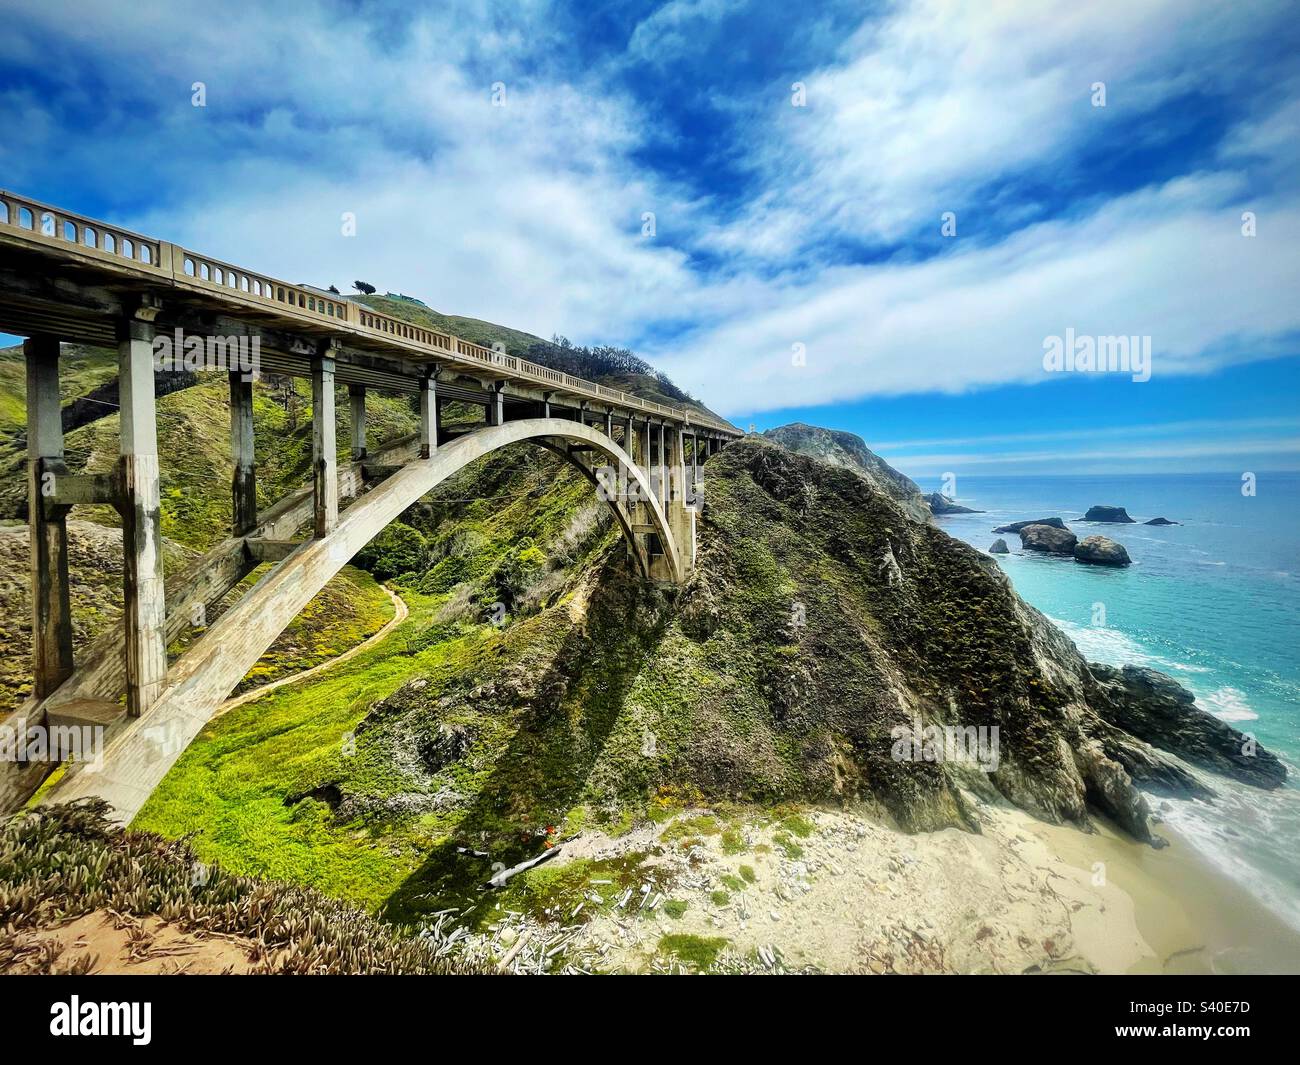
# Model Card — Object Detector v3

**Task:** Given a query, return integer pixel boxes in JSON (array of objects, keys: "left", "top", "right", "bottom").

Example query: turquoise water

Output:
[{"left": 915, "top": 473, "right": 1300, "bottom": 929}]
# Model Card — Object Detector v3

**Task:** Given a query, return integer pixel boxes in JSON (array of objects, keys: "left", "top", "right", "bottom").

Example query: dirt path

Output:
[{"left": 213, "top": 584, "right": 408, "bottom": 718}]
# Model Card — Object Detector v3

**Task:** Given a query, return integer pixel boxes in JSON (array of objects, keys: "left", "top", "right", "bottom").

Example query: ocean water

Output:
[{"left": 914, "top": 472, "right": 1300, "bottom": 931}]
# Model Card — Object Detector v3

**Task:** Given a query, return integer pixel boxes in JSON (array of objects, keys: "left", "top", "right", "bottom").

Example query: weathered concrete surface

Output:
[
  {"left": 311, "top": 354, "right": 338, "bottom": 537},
  {"left": 39, "top": 419, "right": 681, "bottom": 823},
  {"left": 25, "top": 336, "right": 74, "bottom": 698},
  {"left": 118, "top": 316, "right": 167, "bottom": 716}
]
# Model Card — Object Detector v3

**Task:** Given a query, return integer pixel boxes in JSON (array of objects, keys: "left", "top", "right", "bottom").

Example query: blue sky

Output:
[{"left": 2, "top": 0, "right": 1298, "bottom": 475}]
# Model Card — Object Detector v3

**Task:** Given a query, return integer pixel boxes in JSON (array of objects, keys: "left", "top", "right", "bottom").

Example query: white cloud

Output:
[
  {"left": 627, "top": 0, "right": 744, "bottom": 66},
  {"left": 713, "top": 0, "right": 1283, "bottom": 255},
  {"left": 655, "top": 175, "right": 1300, "bottom": 415},
  {"left": 2, "top": 0, "right": 1296, "bottom": 421}
]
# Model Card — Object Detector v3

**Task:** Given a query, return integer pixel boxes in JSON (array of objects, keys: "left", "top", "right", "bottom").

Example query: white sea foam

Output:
[
  {"left": 1152, "top": 777, "right": 1300, "bottom": 935},
  {"left": 1048, "top": 616, "right": 1210, "bottom": 673},
  {"left": 1197, "top": 685, "right": 1259, "bottom": 722}
]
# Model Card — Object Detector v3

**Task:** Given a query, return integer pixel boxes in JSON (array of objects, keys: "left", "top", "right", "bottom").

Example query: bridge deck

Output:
[{"left": 0, "top": 189, "right": 740, "bottom": 436}]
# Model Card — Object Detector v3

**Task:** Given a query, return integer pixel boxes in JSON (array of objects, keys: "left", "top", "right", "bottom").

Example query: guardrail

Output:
[{"left": 0, "top": 190, "right": 739, "bottom": 435}]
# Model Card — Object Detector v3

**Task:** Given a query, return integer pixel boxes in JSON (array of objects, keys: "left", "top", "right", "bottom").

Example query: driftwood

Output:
[{"left": 485, "top": 844, "right": 563, "bottom": 889}]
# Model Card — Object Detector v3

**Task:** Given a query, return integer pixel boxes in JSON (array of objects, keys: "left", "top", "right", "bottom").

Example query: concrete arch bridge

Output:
[{"left": 0, "top": 191, "right": 740, "bottom": 822}]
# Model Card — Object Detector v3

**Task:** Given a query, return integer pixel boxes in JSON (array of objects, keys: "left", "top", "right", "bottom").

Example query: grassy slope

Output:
[
  {"left": 0, "top": 343, "right": 120, "bottom": 455},
  {"left": 358, "top": 295, "right": 722, "bottom": 419}
]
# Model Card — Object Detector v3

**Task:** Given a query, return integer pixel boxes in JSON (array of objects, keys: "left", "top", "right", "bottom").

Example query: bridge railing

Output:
[
  {"left": 0, "top": 191, "right": 738, "bottom": 434},
  {"left": 0, "top": 190, "right": 166, "bottom": 272}
]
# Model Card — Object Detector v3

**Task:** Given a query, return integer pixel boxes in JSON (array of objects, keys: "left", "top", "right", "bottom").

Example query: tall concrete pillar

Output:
[
  {"left": 118, "top": 313, "right": 167, "bottom": 717},
  {"left": 419, "top": 373, "right": 437, "bottom": 459},
  {"left": 312, "top": 354, "right": 338, "bottom": 537},
  {"left": 349, "top": 383, "right": 367, "bottom": 461},
  {"left": 25, "top": 336, "right": 74, "bottom": 698},
  {"left": 486, "top": 382, "right": 505, "bottom": 426},
  {"left": 542, "top": 392, "right": 552, "bottom": 419},
  {"left": 604, "top": 410, "right": 614, "bottom": 437},
  {"left": 674, "top": 426, "right": 686, "bottom": 506},
  {"left": 643, "top": 418, "right": 654, "bottom": 500},
  {"left": 691, "top": 433, "right": 699, "bottom": 485},
  {"left": 624, "top": 413, "right": 634, "bottom": 456},
  {"left": 229, "top": 371, "right": 257, "bottom": 536},
  {"left": 657, "top": 422, "right": 666, "bottom": 501}
]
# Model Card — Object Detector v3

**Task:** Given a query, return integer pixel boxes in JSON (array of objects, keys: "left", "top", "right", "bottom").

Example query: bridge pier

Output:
[
  {"left": 229, "top": 371, "right": 257, "bottom": 536},
  {"left": 486, "top": 382, "right": 505, "bottom": 426},
  {"left": 642, "top": 418, "right": 654, "bottom": 500},
  {"left": 657, "top": 420, "right": 666, "bottom": 501},
  {"left": 349, "top": 383, "right": 367, "bottom": 461},
  {"left": 118, "top": 311, "right": 168, "bottom": 717},
  {"left": 25, "top": 335, "right": 75, "bottom": 698},
  {"left": 419, "top": 373, "right": 438, "bottom": 458},
  {"left": 312, "top": 352, "right": 338, "bottom": 536}
]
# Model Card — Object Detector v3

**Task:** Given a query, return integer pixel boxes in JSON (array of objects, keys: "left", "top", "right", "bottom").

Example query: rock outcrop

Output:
[
  {"left": 1080, "top": 505, "right": 1136, "bottom": 523},
  {"left": 1088, "top": 665, "right": 1286, "bottom": 789},
  {"left": 763, "top": 423, "right": 931, "bottom": 523},
  {"left": 1145, "top": 517, "right": 1179, "bottom": 526},
  {"left": 1019, "top": 524, "right": 1078, "bottom": 555},
  {"left": 924, "top": 492, "right": 982, "bottom": 515},
  {"left": 988, "top": 538, "right": 1009, "bottom": 554},
  {"left": 1074, "top": 535, "right": 1131, "bottom": 567},
  {"left": 992, "top": 517, "right": 1067, "bottom": 533}
]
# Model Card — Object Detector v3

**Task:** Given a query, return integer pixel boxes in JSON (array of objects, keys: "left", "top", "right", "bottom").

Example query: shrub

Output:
[{"left": 355, "top": 522, "right": 428, "bottom": 581}]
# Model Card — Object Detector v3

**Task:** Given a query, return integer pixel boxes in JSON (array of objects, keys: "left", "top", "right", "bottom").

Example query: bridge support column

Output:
[
  {"left": 349, "top": 383, "right": 367, "bottom": 461},
  {"left": 643, "top": 419, "right": 654, "bottom": 500},
  {"left": 542, "top": 392, "right": 552, "bottom": 419},
  {"left": 666, "top": 424, "right": 696, "bottom": 571},
  {"left": 118, "top": 312, "right": 167, "bottom": 717},
  {"left": 25, "top": 336, "right": 74, "bottom": 698},
  {"left": 229, "top": 371, "right": 257, "bottom": 536},
  {"left": 312, "top": 353, "right": 338, "bottom": 537},
  {"left": 419, "top": 374, "right": 438, "bottom": 458},
  {"left": 486, "top": 382, "right": 505, "bottom": 426},
  {"left": 657, "top": 421, "right": 666, "bottom": 501},
  {"left": 691, "top": 433, "right": 699, "bottom": 486}
]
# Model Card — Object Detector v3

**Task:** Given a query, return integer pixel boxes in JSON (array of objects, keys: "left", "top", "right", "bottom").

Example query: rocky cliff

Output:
[{"left": 762, "top": 423, "right": 931, "bottom": 523}]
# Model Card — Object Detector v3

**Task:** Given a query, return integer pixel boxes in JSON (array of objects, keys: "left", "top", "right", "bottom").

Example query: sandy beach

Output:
[{"left": 475, "top": 798, "right": 1300, "bottom": 974}]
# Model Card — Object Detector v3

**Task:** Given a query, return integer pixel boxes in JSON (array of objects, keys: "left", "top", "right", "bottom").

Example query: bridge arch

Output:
[{"left": 41, "top": 418, "right": 683, "bottom": 820}]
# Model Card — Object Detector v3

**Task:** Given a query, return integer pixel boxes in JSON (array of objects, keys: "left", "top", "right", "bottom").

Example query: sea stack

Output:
[
  {"left": 1081, "top": 505, "right": 1136, "bottom": 523},
  {"left": 993, "top": 517, "right": 1067, "bottom": 534},
  {"left": 1074, "top": 535, "right": 1132, "bottom": 566},
  {"left": 1145, "top": 517, "right": 1180, "bottom": 526},
  {"left": 1019, "top": 524, "right": 1078, "bottom": 555},
  {"left": 989, "top": 538, "right": 1009, "bottom": 554}
]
